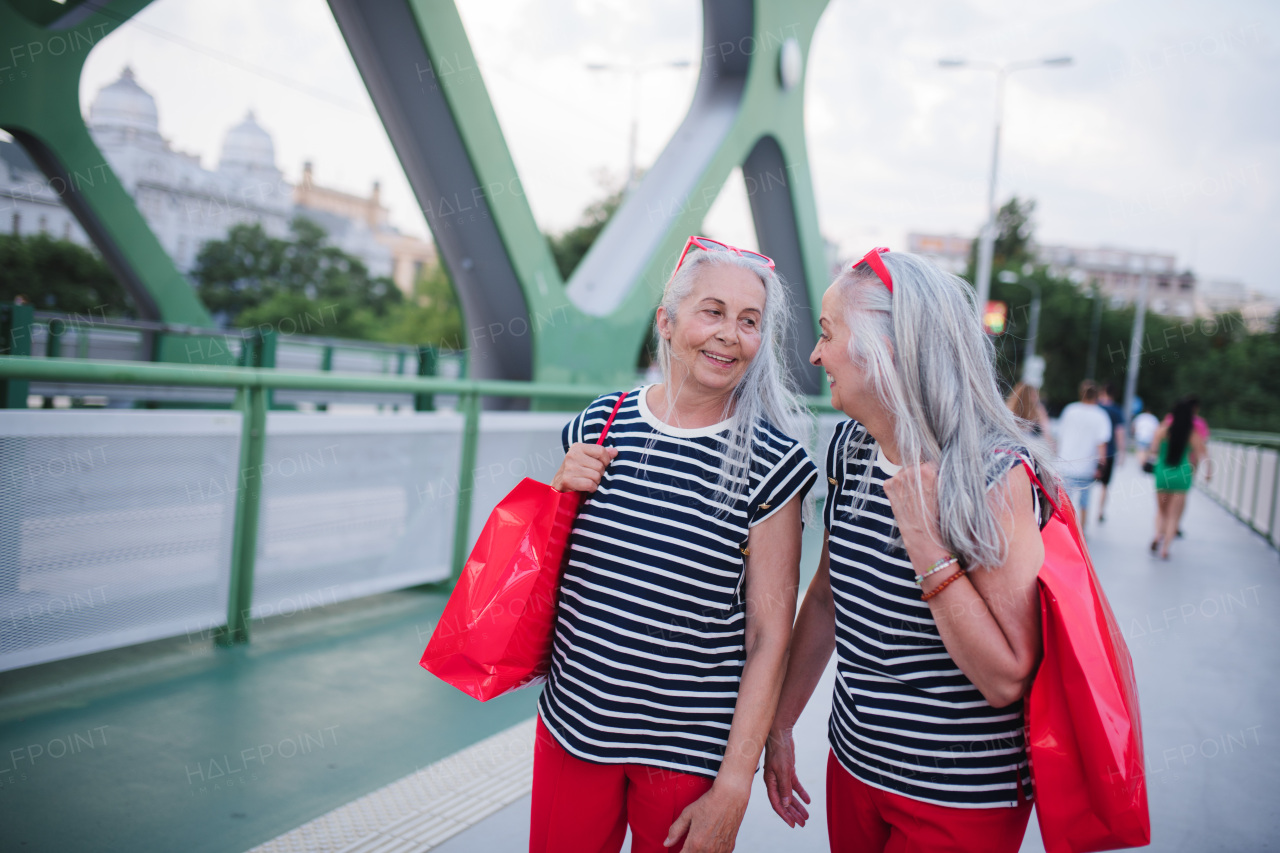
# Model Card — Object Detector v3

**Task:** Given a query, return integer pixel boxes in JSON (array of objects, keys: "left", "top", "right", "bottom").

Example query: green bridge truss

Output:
[{"left": 0, "top": 0, "right": 831, "bottom": 393}]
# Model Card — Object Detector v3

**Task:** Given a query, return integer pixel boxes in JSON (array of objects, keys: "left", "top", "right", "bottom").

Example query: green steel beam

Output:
[
  {"left": 555, "top": 0, "right": 832, "bottom": 392},
  {"left": 336, "top": 0, "right": 831, "bottom": 394},
  {"left": 405, "top": 0, "right": 564, "bottom": 376},
  {"left": 0, "top": 304, "right": 33, "bottom": 406},
  {"left": 448, "top": 390, "right": 481, "bottom": 584},
  {"left": 5, "top": 0, "right": 831, "bottom": 384},
  {"left": 415, "top": 345, "right": 438, "bottom": 412},
  {"left": 217, "top": 382, "right": 267, "bottom": 646},
  {"left": 0, "top": 1, "right": 217, "bottom": 335}
]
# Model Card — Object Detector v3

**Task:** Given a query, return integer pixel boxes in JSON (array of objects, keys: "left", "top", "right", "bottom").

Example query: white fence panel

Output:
[
  {"left": 0, "top": 411, "right": 240, "bottom": 671},
  {"left": 251, "top": 413, "right": 465, "bottom": 618}
]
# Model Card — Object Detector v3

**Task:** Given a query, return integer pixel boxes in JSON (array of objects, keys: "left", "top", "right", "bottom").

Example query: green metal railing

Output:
[
  {"left": 0, "top": 355, "right": 838, "bottom": 647},
  {"left": 1200, "top": 429, "right": 1280, "bottom": 550},
  {"left": 21, "top": 311, "right": 463, "bottom": 412},
  {"left": 0, "top": 355, "right": 609, "bottom": 645}
]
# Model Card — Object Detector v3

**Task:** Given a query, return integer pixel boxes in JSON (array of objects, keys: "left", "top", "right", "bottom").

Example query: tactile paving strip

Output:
[{"left": 246, "top": 716, "right": 536, "bottom": 853}]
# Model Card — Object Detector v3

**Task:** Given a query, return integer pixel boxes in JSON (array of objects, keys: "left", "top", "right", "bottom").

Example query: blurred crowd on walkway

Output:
[{"left": 1005, "top": 380, "right": 1209, "bottom": 557}]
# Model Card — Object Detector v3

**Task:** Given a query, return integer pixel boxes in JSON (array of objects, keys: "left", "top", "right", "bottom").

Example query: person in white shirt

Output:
[
  {"left": 1055, "top": 381, "right": 1112, "bottom": 529},
  {"left": 1133, "top": 407, "right": 1160, "bottom": 456}
]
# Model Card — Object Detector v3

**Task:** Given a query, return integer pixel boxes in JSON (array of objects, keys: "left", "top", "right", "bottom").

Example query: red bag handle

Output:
[
  {"left": 595, "top": 391, "right": 628, "bottom": 445},
  {"left": 997, "top": 450, "right": 1061, "bottom": 518}
]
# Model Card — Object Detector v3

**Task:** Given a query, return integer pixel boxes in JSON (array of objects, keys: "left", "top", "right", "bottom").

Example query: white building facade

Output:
[
  {"left": 1, "top": 137, "right": 92, "bottom": 245},
  {"left": 906, "top": 231, "right": 1200, "bottom": 318},
  {"left": 2, "top": 66, "right": 408, "bottom": 284},
  {"left": 86, "top": 66, "right": 296, "bottom": 272}
]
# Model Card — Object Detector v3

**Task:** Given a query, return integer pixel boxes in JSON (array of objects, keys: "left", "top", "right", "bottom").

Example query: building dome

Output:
[
  {"left": 218, "top": 111, "right": 278, "bottom": 175},
  {"left": 88, "top": 66, "right": 161, "bottom": 140}
]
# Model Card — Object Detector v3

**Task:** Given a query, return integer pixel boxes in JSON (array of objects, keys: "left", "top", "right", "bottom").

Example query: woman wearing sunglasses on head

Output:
[
  {"left": 762, "top": 249, "right": 1058, "bottom": 852},
  {"left": 531, "top": 237, "right": 819, "bottom": 853}
]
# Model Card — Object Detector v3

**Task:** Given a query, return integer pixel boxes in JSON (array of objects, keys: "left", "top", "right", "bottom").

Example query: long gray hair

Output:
[
  {"left": 834, "top": 251, "right": 1058, "bottom": 570},
  {"left": 654, "top": 249, "right": 813, "bottom": 520}
]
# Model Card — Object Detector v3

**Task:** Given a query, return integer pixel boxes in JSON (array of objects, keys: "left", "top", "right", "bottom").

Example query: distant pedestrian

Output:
[
  {"left": 1133, "top": 406, "right": 1159, "bottom": 456},
  {"left": 1095, "top": 384, "right": 1126, "bottom": 522},
  {"left": 1054, "top": 381, "right": 1112, "bottom": 530},
  {"left": 1006, "top": 382, "right": 1053, "bottom": 448},
  {"left": 1143, "top": 396, "right": 1208, "bottom": 559},
  {"left": 1160, "top": 395, "right": 1208, "bottom": 539},
  {"left": 1162, "top": 395, "right": 1210, "bottom": 442}
]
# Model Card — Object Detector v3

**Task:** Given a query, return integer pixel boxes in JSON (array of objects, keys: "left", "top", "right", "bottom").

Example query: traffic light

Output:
[{"left": 983, "top": 300, "right": 1008, "bottom": 335}]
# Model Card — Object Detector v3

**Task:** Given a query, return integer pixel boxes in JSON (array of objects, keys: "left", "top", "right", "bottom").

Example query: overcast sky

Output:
[{"left": 78, "top": 0, "right": 1279, "bottom": 295}]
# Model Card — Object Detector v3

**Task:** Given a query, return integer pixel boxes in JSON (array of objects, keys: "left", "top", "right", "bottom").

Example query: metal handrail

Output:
[
  {"left": 0, "top": 354, "right": 596, "bottom": 398},
  {"left": 0, "top": 355, "right": 837, "bottom": 647},
  {"left": 31, "top": 311, "right": 459, "bottom": 356},
  {"left": 1212, "top": 429, "right": 1280, "bottom": 449},
  {"left": 1200, "top": 431, "right": 1280, "bottom": 551},
  {"left": 0, "top": 355, "right": 613, "bottom": 646}
]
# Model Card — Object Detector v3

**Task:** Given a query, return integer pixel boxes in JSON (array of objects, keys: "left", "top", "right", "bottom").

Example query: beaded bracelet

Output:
[
  {"left": 921, "top": 567, "right": 966, "bottom": 601},
  {"left": 915, "top": 554, "right": 959, "bottom": 586}
]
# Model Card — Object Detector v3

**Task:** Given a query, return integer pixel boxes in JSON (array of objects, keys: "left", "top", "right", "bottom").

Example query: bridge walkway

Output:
[{"left": 0, "top": 457, "right": 1275, "bottom": 852}]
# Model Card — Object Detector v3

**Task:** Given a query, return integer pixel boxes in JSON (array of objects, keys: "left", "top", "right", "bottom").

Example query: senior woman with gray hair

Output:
[
  {"left": 531, "top": 237, "right": 818, "bottom": 853},
  {"left": 763, "top": 249, "right": 1057, "bottom": 852}
]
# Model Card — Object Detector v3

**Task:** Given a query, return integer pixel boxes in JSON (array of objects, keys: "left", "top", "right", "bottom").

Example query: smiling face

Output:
[
  {"left": 656, "top": 262, "right": 766, "bottom": 398},
  {"left": 810, "top": 284, "right": 868, "bottom": 418}
]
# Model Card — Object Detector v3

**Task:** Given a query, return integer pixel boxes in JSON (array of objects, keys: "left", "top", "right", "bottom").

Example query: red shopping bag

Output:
[
  {"left": 419, "top": 392, "right": 627, "bottom": 701},
  {"left": 1018, "top": 461, "right": 1151, "bottom": 852}
]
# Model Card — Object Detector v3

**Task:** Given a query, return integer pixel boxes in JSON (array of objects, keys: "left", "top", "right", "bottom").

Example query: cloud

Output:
[{"left": 70, "top": 0, "right": 1280, "bottom": 295}]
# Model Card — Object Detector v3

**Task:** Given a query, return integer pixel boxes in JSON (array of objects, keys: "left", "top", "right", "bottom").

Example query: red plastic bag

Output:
[
  {"left": 419, "top": 392, "right": 627, "bottom": 701},
  {"left": 1019, "top": 462, "right": 1151, "bottom": 852}
]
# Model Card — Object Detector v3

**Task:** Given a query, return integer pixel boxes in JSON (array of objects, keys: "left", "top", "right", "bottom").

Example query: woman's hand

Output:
[
  {"left": 883, "top": 461, "right": 948, "bottom": 562},
  {"left": 763, "top": 727, "right": 811, "bottom": 827},
  {"left": 664, "top": 778, "right": 751, "bottom": 852},
  {"left": 550, "top": 442, "right": 618, "bottom": 492}
]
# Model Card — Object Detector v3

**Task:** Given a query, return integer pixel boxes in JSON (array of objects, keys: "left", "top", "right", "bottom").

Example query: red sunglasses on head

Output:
[
  {"left": 851, "top": 247, "right": 893, "bottom": 293},
  {"left": 674, "top": 235, "right": 775, "bottom": 275}
]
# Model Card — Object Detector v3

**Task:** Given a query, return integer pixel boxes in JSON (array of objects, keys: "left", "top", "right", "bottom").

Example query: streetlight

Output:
[
  {"left": 1083, "top": 282, "right": 1104, "bottom": 381},
  {"left": 939, "top": 55, "right": 1072, "bottom": 314},
  {"left": 1122, "top": 258, "right": 1151, "bottom": 437},
  {"left": 997, "top": 269, "right": 1043, "bottom": 387},
  {"left": 585, "top": 59, "right": 692, "bottom": 192}
]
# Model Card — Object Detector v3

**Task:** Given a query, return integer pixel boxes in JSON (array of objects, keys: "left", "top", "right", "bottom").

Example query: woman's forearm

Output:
[
  {"left": 899, "top": 471, "right": 1044, "bottom": 709},
  {"left": 716, "top": 626, "right": 791, "bottom": 789},
  {"left": 925, "top": 575, "right": 1036, "bottom": 707},
  {"left": 716, "top": 501, "right": 805, "bottom": 789}
]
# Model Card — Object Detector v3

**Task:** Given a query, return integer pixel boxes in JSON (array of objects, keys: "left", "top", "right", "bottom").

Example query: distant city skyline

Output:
[{"left": 64, "top": 0, "right": 1280, "bottom": 297}]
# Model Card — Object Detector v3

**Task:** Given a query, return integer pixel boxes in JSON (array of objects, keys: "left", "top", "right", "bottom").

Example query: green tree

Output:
[
  {"left": 1131, "top": 310, "right": 1280, "bottom": 429},
  {"left": 191, "top": 216, "right": 402, "bottom": 339},
  {"left": 375, "top": 259, "right": 465, "bottom": 349},
  {"left": 965, "top": 197, "right": 1036, "bottom": 281},
  {"left": 546, "top": 183, "right": 623, "bottom": 279},
  {"left": 0, "top": 233, "right": 135, "bottom": 316},
  {"left": 985, "top": 240, "right": 1280, "bottom": 429}
]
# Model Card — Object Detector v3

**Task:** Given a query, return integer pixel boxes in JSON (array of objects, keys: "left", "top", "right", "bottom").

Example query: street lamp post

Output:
[
  {"left": 1084, "top": 283, "right": 1104, "bottom": 381},
  {"left": 1122, "top": 258, "right": 1151, "bottom": 436},
  {"left": 586, "top": 59, "right": 692, "bottom": 193},
  {"left": 939, "top": 56, "right": 1072, "bottom": 314},
  {"left": 998, "top": 269, "right": 1042, "bottom": 386}
]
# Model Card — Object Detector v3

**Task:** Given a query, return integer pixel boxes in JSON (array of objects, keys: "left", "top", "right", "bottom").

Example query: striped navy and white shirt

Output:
[
  {"left": 538, "top": 387, "right": 818, "bottom": 778},
  {"left": 824, "top": 419, "right": 1040, "bottom": 808}
]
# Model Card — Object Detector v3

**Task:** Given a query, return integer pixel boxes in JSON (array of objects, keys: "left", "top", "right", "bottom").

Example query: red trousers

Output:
[
  {"left": 530, "top": 716, "right": 714, "bottom": 853},
  {"left": 826, "top": 751, "right": 1032, "bottom": 853}
]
